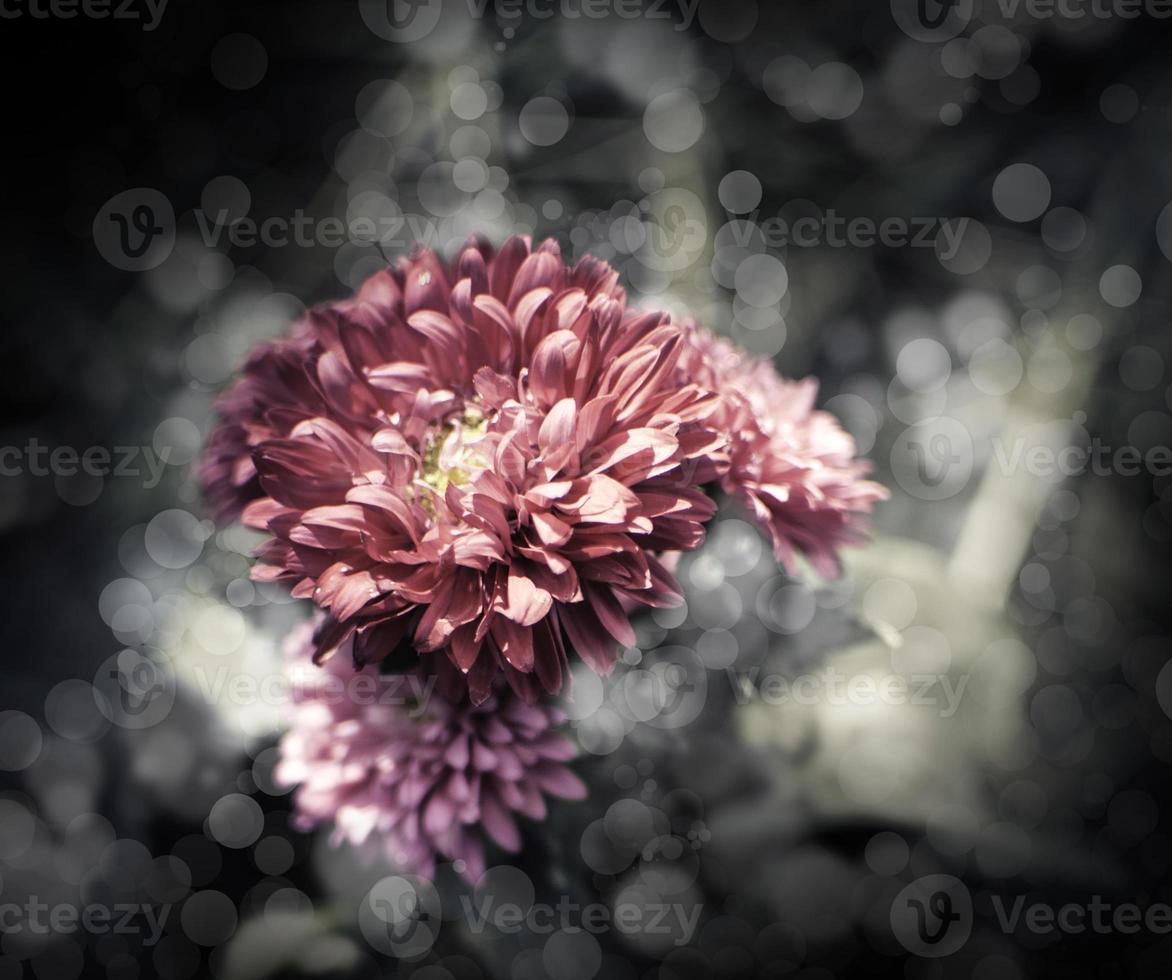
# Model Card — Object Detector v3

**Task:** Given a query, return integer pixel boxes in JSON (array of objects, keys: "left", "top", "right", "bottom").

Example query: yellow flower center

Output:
[{"left": 418, "top": 406, "right": 489, "bottom": 505}]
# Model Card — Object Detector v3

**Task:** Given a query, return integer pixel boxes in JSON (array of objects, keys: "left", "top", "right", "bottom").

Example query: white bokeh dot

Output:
[
  {"left": 519, "top": 96, "right": 570, "bottom": 147},
  {"left": 144, "top": 510, "right": 206, "bottom": 569},
  {"left": 806, "top": 62, "right": 864, "bottom": 120},
  {"left": 154, "top": 417, "right": 202, "bottom": 467},
  {"left": 1119, "top": 346, "right": 1163, "bottom": 391},
  {"left": 0, "top": 711, "right": 43, "bottom": 770},
  {"left": 210, "top": 34, "right": 267, "bottom": 92},
  {"left": 936, "top": 219, "right": 992, "bottom": 275},
  {"left": 1099, "top": 264, "right": 1142, "bottom": 308},
  {"left": 992, "top": 163, "right": 1051, "bottom": 223},
  {"left": 200, "top": 177, "right": 250, "bottom": 227},
  {"left": 763, "top": 56, "right": 811, "bottom": 108},
  {"left": 451, "top": 82, "right": 488, "bottom": 121},
  {"left": 355, "top": 80, "right": 414, "bottom": 137},
  {"left": 1066, "top": 313, "right": 1102, "bottom": 351},
  {"left": 643, "top": 91, "right": 704, "bottom": 153},
  {"left": 968, "top": 337, "right": 1023, "bottom": 396},
  {"left": 207, "top": 794, "right": 264, "bottom": 849},
  {"left": 718, "top": 170, "right": 762, "bottom": 214},
  {"left": 1040, "top": 207, "right": 1086, "bottom": 253},
  {"left": 1100, "top": 83, "right": 1139, "bottom": 124},
  {"left": 1157, "top": 202, "right": 1172, "bottom": 262},
  {"left": 181, "top": 890, "right": 238, "bottom": 946},
  {"left": 734, "top": 253, "right": 787, "bottom": 307},
  {"left": 896, "top": 338, "right": 952, "bottom": 393}
]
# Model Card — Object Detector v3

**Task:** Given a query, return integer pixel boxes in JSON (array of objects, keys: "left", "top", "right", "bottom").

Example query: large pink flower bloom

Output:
[
  {"left": 199, "top": 318, "right": 323, "bottom": 524},
  {"left": 275, "top": 620, "right": 584, "bottom": 883},
  {"left": 202, "top": 237, "right": 726, "bottom": 702},
  {"left": 680, "top": 325, "right": 887, "bottom": 577}
]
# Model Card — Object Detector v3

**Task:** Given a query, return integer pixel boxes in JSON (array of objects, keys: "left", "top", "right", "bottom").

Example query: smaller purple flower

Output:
[{"left": 275, "top": 619, "right": 586, "bottom": 883}]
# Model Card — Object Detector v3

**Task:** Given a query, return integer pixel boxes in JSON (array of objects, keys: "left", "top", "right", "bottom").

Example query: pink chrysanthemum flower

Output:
[
  {"left": 679, "top": 324, "right": 887, "bottom": 577},
  {"left": 202, "top": 236, "right": 726, "bottom": 702},
  {"left": 275, "top": 620, "right": 586, "bottom": 883},
  {"left": 199, "top": 320, "right": 323, "bottom": 524}
]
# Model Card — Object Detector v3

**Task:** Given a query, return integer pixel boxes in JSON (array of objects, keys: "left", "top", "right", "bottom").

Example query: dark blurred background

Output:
[{"left": 2, "top": 1, "right": 1172, "bottom": 977}]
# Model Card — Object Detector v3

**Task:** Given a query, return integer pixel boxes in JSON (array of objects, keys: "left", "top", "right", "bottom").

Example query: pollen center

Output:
[{"left": 419, "top": 405, "right": 489, "bottom": 501}]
